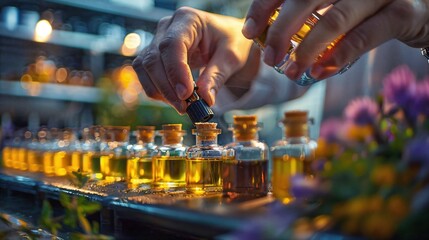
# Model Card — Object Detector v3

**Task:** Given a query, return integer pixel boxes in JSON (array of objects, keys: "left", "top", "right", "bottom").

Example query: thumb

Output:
[{"left": 196, "top": 47, "right": 241, "bottom": 106}]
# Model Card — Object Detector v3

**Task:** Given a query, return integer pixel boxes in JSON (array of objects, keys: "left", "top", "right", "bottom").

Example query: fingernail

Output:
[
  {"left": 263, "top": 45, "right": 276, "bottom": 66},
  {"left": 284, "top": 61, "right": 299, "bottom": 80},
  {"left": 175, "top": 83, "right": 188, "bottom": 100},
  {"left": 242, "top": 18, "right": 256, "bottom": 38},
  {"left": 209, "top": 88, "right": 217, "bottom": 106}
]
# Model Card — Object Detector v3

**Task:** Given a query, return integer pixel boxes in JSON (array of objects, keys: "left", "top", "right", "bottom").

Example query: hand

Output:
[
  {"left": 133, "top": 7, "right": 258, "bottom": 114},
  {"left": 242, "top": 0, "right": 429, "bottom": 80}
]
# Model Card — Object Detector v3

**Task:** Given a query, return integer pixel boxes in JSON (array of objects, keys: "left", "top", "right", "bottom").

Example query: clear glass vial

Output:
[
  {"left": 223, "top": 115, "right": 269, "bottom": 197},
  {"left": 152, "top": 124, "right": 187, "bottom": 191},
  {"left": 81, "top": 126, "right": 105, "bottom": 180},
  {"left": 127, "top": 126, "right": 157, "bottom": 188},
  {"left": 100, "top": 126, "right": 131, "bottom": 182},
  {"left": 254, "top": 7, "right": 354, "bottom": 86},
  {"left": 186, "top": 122, "right": 223, "bottom": 194},
  {"left": 271, "top": 111, "right": 317, "bottom": 204}
]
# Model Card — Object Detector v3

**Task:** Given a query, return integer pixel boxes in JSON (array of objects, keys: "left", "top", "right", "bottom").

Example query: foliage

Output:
[{"left": 39, "top": 170, "right": 112, "bottom": 239}]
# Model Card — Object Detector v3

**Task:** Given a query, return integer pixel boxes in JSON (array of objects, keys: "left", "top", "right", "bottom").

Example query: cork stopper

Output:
[
  {"left": 283, "top": 111, "right": 308, "bottom": 137},
  {"left": 231, "top": 115, "right": 259, "bottom": 141},
  {"left": 136, "top": 126, "right": 156, "bottom": 143},
  {"left": 192, "top": 122, "right": 221, "bottom": 137},
  {"left": 283, "top": 111, "right": 308, "bottom": 123},
  {"left": 159, "top": 124, "right": 186, "bottom": 145},
  {"left": 105, "top": 126, "right": 130, "bottom": 142}
]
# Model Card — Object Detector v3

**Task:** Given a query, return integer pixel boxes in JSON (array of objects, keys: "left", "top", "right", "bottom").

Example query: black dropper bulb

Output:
[{"left": 186, "top": 85, "right": 214, "bottom": 125}]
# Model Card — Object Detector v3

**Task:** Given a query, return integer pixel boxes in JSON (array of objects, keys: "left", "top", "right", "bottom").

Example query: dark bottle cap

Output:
[{"left": 186, "top": 99, "right": 214, "bottom": 124}]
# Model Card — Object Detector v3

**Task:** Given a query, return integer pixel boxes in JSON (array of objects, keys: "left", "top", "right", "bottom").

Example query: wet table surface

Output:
[{"left": 0, "top": 168, "right": 277, "bottom": 239}]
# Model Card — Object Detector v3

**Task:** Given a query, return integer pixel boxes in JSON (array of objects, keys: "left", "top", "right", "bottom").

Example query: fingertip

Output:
[{"left": 242, "top": 18, "right": 257, "bottom": 39}]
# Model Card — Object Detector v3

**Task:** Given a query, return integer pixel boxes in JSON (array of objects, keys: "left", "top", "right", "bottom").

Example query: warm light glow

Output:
[
  {"left": 124, "top": 33, "right": 141, "bottom": 49},
  {"left": 121, "top": 44, "right": 138, "bottom": 56},
  {"left": 121, "top": 32, "right": 141, "bottom": 56},
  {"left": 55, "top": 68, "right": 68, "bottom": 83},
  {"left": 34, "top": 20, "right": 53, "bottom": 42}
]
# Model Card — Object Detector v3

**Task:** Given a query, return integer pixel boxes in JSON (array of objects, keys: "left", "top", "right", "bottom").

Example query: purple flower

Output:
[
  {"left": 403, "top": 135, "right": 429, "bottom": 181},
  {"left": 382, "top": 65, "right": 417, "bottom": 108},
  {"left": 319, "top": 118, "right": 343, "bottom": 142},
  {"left": 403, "top": 135, "right": 429, "bottom": 166},
  {"left": 415, "top": 78, "right": 429, "bottom": 116},
  {"left": 291, "top": 174, "right": 322, "bottom": 199},
  {"left": 344, "top": 97, "right": 379, "bottom": 125}
]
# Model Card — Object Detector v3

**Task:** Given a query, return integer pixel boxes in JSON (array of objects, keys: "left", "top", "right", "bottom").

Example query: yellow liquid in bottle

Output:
[
  {"left": 43, "top": 151, "right": 55, "bottom": 175},
  {"left": 11, "top": 147, "right": 20, "bottom": 169},
  {"left": 70, "top": 151, "right": 81, "bottom": 173},
  {"left": 2, "top": 146, "right": 13, "bottom": 168},
  {"left": 272, "top": 155, "right": 313, "bottom": 203},
  {"left": 27, "top": 150, "right": 43, "bottom": 172},
  {"left": 18, "top": 148, "right": 28, "bottom": 171},
  {"left": 127, "top": 157, "right": 152, "bottom": 186},
  {"left": 186, "top": 158, "right": 222, "bottom": 194},
  {"left": 53, "top": 151, "right": 71, "bottom": 176},
  {"left": 153, "top": 156, "right": 186, "bottom": 190},
  {"left": 102, "top": 156, "right": 127, "bottom": 182},
  {"left": 81, "top": 152, "right": 93, "bottom": 173}
]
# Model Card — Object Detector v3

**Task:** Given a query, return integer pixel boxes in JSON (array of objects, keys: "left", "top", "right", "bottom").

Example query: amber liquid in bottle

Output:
[
  {"left": 222, "top": 159, "right": 268, "bottom": 195},
  {"left": 223, "top": 115, "right": 269, "bottom": 197},
  {"left": 101, "top": 126, "right": 131, "bottom": 182}
]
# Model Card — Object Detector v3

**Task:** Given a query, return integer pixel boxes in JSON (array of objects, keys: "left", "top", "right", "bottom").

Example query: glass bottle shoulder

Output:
[
  {"left": 224, "top": 140, "right": 268, "bottom": 161},
  {"left": 155, "top": 143, "right": 188, "bottom": 157},
  {"left": 187, "top": 144, "right": 224, "bottom": 159},
  {"left": 271, "top": 137, "right": 317, "bottom": 156}
]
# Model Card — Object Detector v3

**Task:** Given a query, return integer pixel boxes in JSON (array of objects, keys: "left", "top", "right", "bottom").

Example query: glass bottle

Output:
[
  {"left": 152, "top": 124, "right": 187, "bottom": 191},
  {"left": 186, "top": 122, "right": 223, "bottom": 194},
  {"left": 1, "top": 134, "right": 14, "bottom": 169},
  {"left": 10, "top": 130, "right": 22, "bottom": 170},
  {"left": 81, "top": 126, "right": 104, "bottom": 180},
  {"left": 27, "top": 128, "right": 49, "bottom": 173},
  {"left": 223, "top": 115, "right": 269, "bottom": 197},
  {"left": 52, "top": 129, "right": 80, "bottom": 176},
  {"left": 127, "top": 126, "right": 157, "bottom": 188},
  {"left": 271, "top": 111, "right": 317, "bottom": 204},
  {"left": 100, "top": 126, "right": 131, "bottom": 182},
  {"left": 254, "top": 7, "right": 354, "bottom": 86},
  {"left": 43, "top": 128, "right": 59, "bottom": 176},
  {"left": 17, "top": 130, "right": 33, "bottom": 171}
]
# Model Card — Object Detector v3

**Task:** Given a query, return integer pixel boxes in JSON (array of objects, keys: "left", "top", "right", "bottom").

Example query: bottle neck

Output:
[
  {"left": 196, "top": 135, "right": 218, "bottom": 146},
  {"left": 284, "top": 123, "right": 308, "bottom": 139},
  {"left": 232, "top": 129, "right": 258, "bottom": 142},
  {"left": 162, "top": 133, "right": 182, "bottom": 145}
]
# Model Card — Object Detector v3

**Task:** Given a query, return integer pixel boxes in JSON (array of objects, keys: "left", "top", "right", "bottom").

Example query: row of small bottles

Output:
[{"left": 1, "top": 111, "right": 316, "bottom": 202}]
